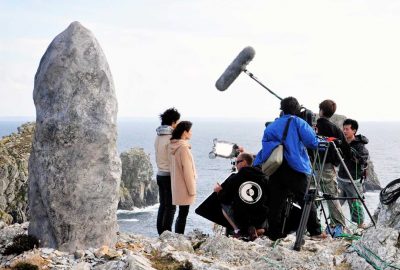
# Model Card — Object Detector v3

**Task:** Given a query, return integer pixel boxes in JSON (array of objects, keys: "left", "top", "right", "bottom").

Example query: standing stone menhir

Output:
[{"left": 28, "top": 21, "right": 121, "bottom": 251}]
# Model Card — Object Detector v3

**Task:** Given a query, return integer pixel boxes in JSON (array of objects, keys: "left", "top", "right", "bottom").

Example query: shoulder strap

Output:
[{"left": 281, "top": 117, "right": 293, "bottom": 143}]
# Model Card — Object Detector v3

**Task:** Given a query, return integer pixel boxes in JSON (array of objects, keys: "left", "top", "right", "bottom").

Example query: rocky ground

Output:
[
  {"left": 1, "top": 198, "right": 399, "bottom": 270},
  {"left": 0, "top": 222, "right": 373, "bottom": 270}
]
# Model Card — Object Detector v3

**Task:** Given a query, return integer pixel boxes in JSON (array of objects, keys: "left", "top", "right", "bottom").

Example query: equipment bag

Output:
[{"left": 262, "top": 117, "right": 293, "bottom": 176}]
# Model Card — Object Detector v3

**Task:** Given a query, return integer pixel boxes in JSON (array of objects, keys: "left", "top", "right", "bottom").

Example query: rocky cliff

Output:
[
  {"left": 0, "top": 123, "right": 158, "bottom": 225},
  {"left": 0, "top": 123, "right": 34, "bottom": 224},
  {"left": 119, "top": 148, "right": 158, "bottom": 210}
]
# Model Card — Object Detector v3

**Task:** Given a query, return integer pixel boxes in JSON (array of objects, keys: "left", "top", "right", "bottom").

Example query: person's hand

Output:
[
  {"left": 214, "top": 182, "right": 222, "bottom": 193},
  {"left": 237, "top": 146, "right": 245, "bottom": 153}
]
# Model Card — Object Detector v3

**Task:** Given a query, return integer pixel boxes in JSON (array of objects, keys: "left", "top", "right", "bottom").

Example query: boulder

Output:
[
  {"left": 28, "top": 21, "right": 121, "bottom": 251},
  {"left": 118, "top": 148, "right": 158, "bottom": 210},
  {"left": 346, "top": 196, "right": 400, "bottom": 269}
]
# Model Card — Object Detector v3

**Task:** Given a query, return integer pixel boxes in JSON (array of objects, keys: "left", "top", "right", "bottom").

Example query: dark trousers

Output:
[
  {"left": 267, "top": 160, "right": 321, "bottom": 240},
  {"left": 175, "top": 205, "right": 190, "bottom": 234},
  {"left": 156, "top": 175, "right": 176, "bottom": 235}
]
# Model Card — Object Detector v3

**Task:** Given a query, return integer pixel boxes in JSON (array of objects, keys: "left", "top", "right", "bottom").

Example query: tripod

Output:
[{"left": 293, "top": 141, "right": 376, "bottom": 251}]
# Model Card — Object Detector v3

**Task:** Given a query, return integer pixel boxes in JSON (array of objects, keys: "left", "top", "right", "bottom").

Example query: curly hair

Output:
[{"left": 160, "top": 107, "right": 180, "bottom": 126}]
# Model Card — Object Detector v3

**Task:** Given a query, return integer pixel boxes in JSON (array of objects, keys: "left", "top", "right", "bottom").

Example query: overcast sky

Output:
[{"left": 1, "top": 1, "right": 400, "bottom": 121}]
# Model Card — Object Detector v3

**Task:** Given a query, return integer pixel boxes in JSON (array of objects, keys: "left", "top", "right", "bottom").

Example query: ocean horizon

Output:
[{"left": 1, "top": 119, "right": 399, "bottom": 237}]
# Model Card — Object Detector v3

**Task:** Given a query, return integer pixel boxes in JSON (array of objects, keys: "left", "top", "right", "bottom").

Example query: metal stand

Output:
[
  {"left": 281, "top": 195, "right": 293, "bottom": 235},
  {"left": 293, "top": 141, "right": 376, "bottom": 251}
]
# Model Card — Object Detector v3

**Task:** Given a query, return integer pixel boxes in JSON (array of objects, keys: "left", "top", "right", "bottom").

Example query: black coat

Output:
[
  {"left": 316, "top": 117, "right": 349, "bottom": 166},
  {"left": 338, "top": 134, "right": 369, "bottom": 180},
  {"left": 218, "top": 166, "right": 268, "bottom": 229}
]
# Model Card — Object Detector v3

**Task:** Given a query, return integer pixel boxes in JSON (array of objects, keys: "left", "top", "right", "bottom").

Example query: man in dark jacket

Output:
[
  {"left": 315, "top": 99, "right": 346, "bottom": 230},
  {"left": 214, "top": 152, "right": 268, "bottom": 240},
  {"left": 338, "top": 119, "right": 369, "bottom": 228}
]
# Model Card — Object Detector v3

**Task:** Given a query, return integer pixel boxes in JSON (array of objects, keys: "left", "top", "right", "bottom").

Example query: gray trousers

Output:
[
  {"left": 338, "top": 177, "right": 364, "bottom": 225},
  {"left": 316, "top": 164, "right": 346, "bottom": 227}
]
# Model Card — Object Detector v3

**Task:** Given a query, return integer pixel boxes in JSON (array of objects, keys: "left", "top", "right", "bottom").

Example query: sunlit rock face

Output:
[
  {"left": 0, "top": 123, "right": 34, "bottom": 224},
  {"left": 118, "top": 148, "right": 158, "bottom": 210},
  {"left": 28, "top": 21, "right": 121, "bottom": 251}
]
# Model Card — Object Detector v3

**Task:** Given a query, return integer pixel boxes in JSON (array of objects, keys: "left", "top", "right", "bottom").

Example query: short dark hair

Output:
[
  {"left": 280, "top": 96, "right": 300, "bottom": 115},
  {"left": 171, "top": 121, "right": 192, "bottom": 140},
  {"left": 160, "top": 108, "right": 180, "bottom": 126},
  {"left": 343, "top": 118, "right": 358, "bottom": 132},
  {"left": 319, "top": 99, "right": 336, "bottom": 118},
  {"left": 238, "top": 152, "right": 254, "bottom": 166}
]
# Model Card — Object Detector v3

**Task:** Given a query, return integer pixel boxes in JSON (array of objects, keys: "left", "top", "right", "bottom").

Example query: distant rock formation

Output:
[
  {"left": 0, "top": 123, "right": 34, "bottom": 224},
  {"left": 28, "top": 22, "right": 121, "bottom": 251},
  {"left": 0, "top": 124, "right": 158, "bottom": 225},
  {"left": 119, "top": 148, "right": 158, "bottom": 210}
]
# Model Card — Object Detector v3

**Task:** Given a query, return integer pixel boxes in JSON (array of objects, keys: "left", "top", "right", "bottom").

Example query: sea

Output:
[{"left": 1, "top": 119, "right": 400, "bottom": 238}]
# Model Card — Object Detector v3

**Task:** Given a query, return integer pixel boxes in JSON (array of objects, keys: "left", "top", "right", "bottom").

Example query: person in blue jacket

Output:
[{"left": 254, "top": 96, "right": 325, "bottom": 240}]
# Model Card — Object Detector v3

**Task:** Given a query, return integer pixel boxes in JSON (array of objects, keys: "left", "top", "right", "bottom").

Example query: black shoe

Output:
[{"left": 248, "top": 226, "right": 258, "bottom": 241}]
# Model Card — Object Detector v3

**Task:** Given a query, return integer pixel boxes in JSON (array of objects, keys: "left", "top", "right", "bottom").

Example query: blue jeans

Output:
[{"left": 156, "top": 175, "right": 176, "bottom": 235}]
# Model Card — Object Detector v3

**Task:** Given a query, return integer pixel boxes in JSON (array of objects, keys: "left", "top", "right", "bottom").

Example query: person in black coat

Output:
[
  {"left": 338, "top": 118, "right": 369, "bottom": 228},
  {"left": 315, "top": 99, "right": 346, "bottom": 230},
  {"left": 214, "top": 152, "right": 268, "bottom": 240}
]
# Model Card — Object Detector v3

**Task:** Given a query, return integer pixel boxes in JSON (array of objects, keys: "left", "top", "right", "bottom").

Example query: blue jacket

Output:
[{"left": 254, "top": 114, "right": 319, "bottom": 175}]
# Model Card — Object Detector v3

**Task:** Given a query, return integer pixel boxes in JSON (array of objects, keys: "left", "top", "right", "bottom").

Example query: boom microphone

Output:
[{"left": 215, "top": 46, "right": 255, "bottom": 91}]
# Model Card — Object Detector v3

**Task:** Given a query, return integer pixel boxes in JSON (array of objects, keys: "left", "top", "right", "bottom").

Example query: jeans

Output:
[
  {"left": 175, "top": 205, "right": 190, "bottom": 234},
  {"left": 156, "top": 175, "right": 176, "bottom": 235}
]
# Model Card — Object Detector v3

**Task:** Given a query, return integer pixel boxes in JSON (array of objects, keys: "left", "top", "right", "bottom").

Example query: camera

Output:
[{"left": 297, "top": 107, "right": 317, "bottom": 127}]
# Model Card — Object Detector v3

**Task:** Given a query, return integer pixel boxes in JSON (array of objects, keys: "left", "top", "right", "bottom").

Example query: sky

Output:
[{"left": 1, "top": 0, "right": 400, "bottom": 121}]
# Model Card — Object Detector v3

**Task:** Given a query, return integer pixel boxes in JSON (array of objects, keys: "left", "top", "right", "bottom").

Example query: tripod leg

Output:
[
  {"left": 294, "top": 189, "right": 316, "bottom": 251},
  {"left": 281, "top": 196, "right": 292, "bottom": 235}
]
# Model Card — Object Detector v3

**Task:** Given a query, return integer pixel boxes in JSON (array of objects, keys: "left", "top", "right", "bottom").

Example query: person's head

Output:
[
  {"left": 319, "top": 99, "right": 336, "bottom": 118},
  {"left": 171, "top": 121, "right": 192, "bottom": 140},
  {"left": 343, "top": 118, "right": 358, "bottom": 141},
  {"left": 160, "top": 107, "right": 180, "bottom": 128},
  {"left": 235, "top": 152, "right": 253, "bottom": 171},
  {"left": 280, "top": 97, "right": 301, "bottom": 115}
]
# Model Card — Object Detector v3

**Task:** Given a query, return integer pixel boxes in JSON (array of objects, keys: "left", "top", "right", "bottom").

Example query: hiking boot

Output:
[{"left": 248, "top": 226, "right": 258, "bottom": 241}]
